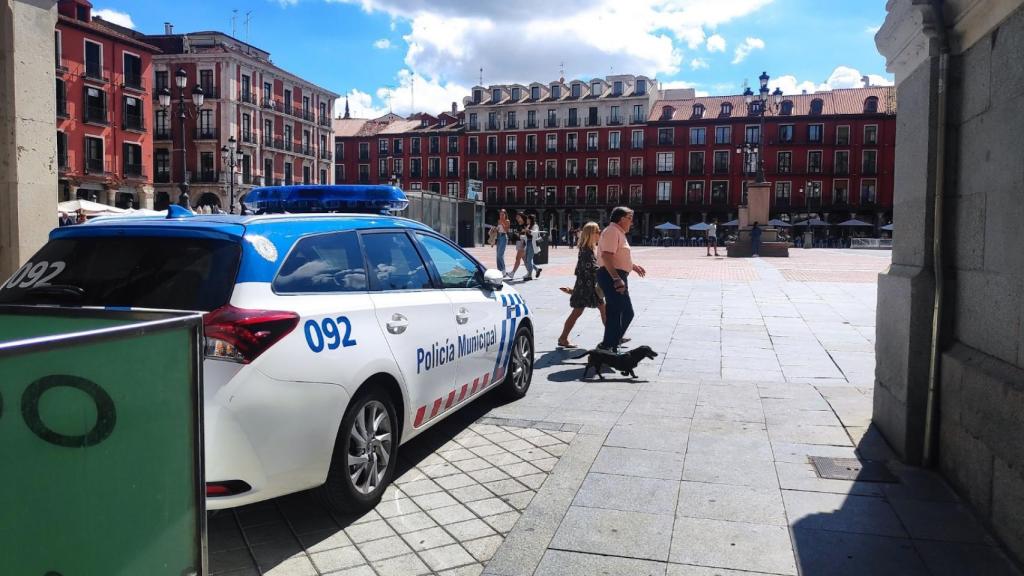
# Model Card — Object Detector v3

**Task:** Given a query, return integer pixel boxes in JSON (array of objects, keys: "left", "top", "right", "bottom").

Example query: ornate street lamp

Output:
[
  {"left": 221, "top": 136, "right": 243, "bottom": 213},
  {"left": 160, "top": 68, "right": 204, "bottom": 207},
  {"left": 736, "top": 71, "right": 783, "bottom": 184}
]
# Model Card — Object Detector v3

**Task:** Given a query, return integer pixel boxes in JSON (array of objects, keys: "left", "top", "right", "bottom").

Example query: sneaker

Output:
[{"left": 523, "top": 275, "right": 532, "bottom": 281}]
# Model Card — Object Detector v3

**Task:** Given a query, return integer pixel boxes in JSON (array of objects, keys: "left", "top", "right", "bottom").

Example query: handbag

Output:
[{"left": 487, "top": 226, "right": 498, "bottom": 246}]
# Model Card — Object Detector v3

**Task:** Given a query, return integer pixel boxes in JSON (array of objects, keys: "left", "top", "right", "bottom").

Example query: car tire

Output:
[
  {"left": 499, "top": 326, "right": 533, "bottom": 400},
  {"left": 316, "top": 388, "right": 399, "bottom": 515}
]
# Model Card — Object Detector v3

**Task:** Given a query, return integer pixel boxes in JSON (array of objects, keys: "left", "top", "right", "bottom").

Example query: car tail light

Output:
[
  {"left": 205, "top": 480, "right": 252, "bottom": 496},
  {"left": 203, "top": 305, "right": 299, "bottom": 363}
]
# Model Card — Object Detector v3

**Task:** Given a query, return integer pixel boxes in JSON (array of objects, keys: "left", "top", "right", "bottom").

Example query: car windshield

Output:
[{"left": 0, "top": 235, "right": 241, "bottom": 311}]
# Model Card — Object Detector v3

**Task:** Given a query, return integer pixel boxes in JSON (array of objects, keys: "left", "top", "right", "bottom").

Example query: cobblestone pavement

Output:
[{"left": 211, "top": 246, "right": 1022, "bottom": 576}]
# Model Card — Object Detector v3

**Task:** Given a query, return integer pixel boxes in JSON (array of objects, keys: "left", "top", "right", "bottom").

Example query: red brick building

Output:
[{"left": 55, "top": 0, "right": 159, "bottom": 208}]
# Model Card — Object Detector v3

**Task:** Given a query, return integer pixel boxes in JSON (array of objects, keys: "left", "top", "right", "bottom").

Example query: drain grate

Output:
[{"left": 809, "top": 456, "right": 898, "bottom": 483}]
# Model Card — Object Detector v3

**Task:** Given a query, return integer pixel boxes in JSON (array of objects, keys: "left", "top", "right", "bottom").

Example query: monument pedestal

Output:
[{"left": 726, "top": 181, "right": 789, "bottom": 257}]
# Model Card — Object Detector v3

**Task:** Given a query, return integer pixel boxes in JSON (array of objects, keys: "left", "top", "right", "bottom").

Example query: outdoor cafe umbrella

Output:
[
  {"left": 654, "top": 221, "right": 682, "bottom": 231},
  {"left": 721, "top": 219, "right": 739, "bottom": 226},
  {"left": 687, "top": 222, "right": 711, "bottom": 231},
  {"left": 57, "top": 199, "right": 127, "bottom": 217},
  {"left": 767, "top": 218, "right": 792, "bottom": 227},
  {"left": 792, "top": 218, "right": 830, "bottom": 227},
  {"left": 837, "top": 218, "right": 875, "bottom": 227},
  {"left": 881, "top": 223, "right": 894, "bottom": 231}
]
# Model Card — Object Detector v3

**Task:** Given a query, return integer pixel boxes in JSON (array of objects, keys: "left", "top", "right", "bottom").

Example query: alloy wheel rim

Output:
[
  {"left": 511, "top": 333, "right": 532, "bottom": 391},
  {"left": 347, "top": 400, "right": 392, "bottom": 495}
]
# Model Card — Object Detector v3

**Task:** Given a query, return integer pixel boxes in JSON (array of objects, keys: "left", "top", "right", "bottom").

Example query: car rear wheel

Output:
[
  {"left": 317, "top": 389, "right": 398, "bottom": 515},
  {"left": 500, "top": 326, "right": 533, "bottom": 400}
]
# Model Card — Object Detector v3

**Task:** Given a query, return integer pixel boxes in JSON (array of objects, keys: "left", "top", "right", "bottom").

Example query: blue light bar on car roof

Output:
[{"left": 242, "top": 185, "right": 409, "bottom": 215}]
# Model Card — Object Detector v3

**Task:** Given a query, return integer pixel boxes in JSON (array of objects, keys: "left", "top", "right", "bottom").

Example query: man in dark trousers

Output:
[
  {"left": 751, "top": 222, "right": 763, "bottom": 257},
  {"left": 595, "top": 207, "right": 646, "bottom": 351}
]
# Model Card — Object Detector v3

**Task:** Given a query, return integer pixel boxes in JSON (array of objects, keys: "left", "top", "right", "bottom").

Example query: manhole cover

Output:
[{"left": 809, "top": 456, "right": 898, "bottom": 483}]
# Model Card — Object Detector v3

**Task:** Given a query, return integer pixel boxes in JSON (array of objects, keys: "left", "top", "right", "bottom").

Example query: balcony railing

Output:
[
  {"left": 359, "top": 152, "right": 370, "bottom": 161},
  {"left": 155, "top": 129, "right": 172, "bottom": 140},
  {"left": 448, "top": 146, "right": 459, "bottom": 154},
  {"left": 261, "top": 97, "right": 279, "bottom": 110},
  {"left": 487, "top": 120, "right": 500, "bottom": 130},
  {"left": 775, "top": 196, "right": 791, "bottom": 207},
  {"left": 123, "top": 163, "right": 145, "bottom": 178},
  {"left": 658, "top": 137, "right": 673, "bottom": 146},
  {"left": 544, "top": 118, "right": 559, "bottom": 128},
  {"left": 566, "top": 145, "right": 578, "bottom": 152},
  {"left": 689, "top": 167, "right": 705, "bottom": 176},
  {"left": 587, "top": 144, "right": 599, "bottom": 152},
  {"left": 123, "top": 76, "right": 144, "bottom": 91},
  {"left": 862, "top": 166, "right": 878, "bottom": 175},
  {"left": 566, "top": 118, "right": 579, "bottom": 127},
  {"left": 606, "top": 116, "right": 623, "bottom": 126},
  {"left": 196, "top": 128, "right": 219, "bottom": 140},
  {"left": 428, "top": 170, "right": 440, "bottom": 178},
  {"left": 318, "top": 115, "right": 331, "bottom": 127},
  {"left": 505, "top": 120, "right": 518, "bottom": 129},
  {"left": 565, "top": 171, "right": 578, "bottom": 179},
  {"left": 505, "top": 173, "right": 517, "bottom": 180},
  {"left": 84, "top": 157, "right": 107, "bottom": 174},
  {"left": 56, "top": 96, "right": 67, "bottom": 118},
  {"left": 320, "top": 149, "right": 332, "bottom": 160},
  {"left": 84, "top": 105, "right": 108, "bottom": 125},
  {"left": 526, "top": 119, "right": 538, "bottom": 128},
  {"left": 409, "top": 170, "right": 421, "bottom": 178},
  {"left": 201, "top": 86, "right": 219, "bottom": 99},
  {"left": 240, "top": 92, "right": 258, "bottom": 105},
  {"left": 486, "top": 146, "right": 498, "bottom": 155},
  {"left": 155, "top": 172, "right": 171, "bottom": 183},
  {"left": 283, "top": 140, "right": 293, "bottom": 152},
  {"left": 447, "top": 170, "right": 459, "bottom": 178},
  {"left": 631, "top": 142, "right": 644, "bottom": 150},
  {"left": 84, "top": 66, "right": 107, "bottom": 82},
  {"left": 656, "top": 168, "right": 673, "bottom": 175},
  {"left": 241, "top": 132, "right": 256, "bottom": 144},
  {"left": 124, "top": 114, "right": 145, "bottom": 132},
  {"left": 194, "top": 170, "right": 220, "bottom": 183},
  {"left": 586, "top": 170, "right": 598, "bottom": 178},
  {"left": 298, "top": 145, "right": 314, "bottom": 156},
  {"left": 630, "top": 115, "right": 646, "bottom": 124},
  {"left": 586, "top": 117, "right": 601, "bottom": 127}
]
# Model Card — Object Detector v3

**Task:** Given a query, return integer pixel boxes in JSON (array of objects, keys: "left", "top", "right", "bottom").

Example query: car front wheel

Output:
[
  {"left": 500, "top": 326, "right": 533, "bottom": 399},
  {"left": 317, "top": 389, "right": 398, "bottom": 514}
]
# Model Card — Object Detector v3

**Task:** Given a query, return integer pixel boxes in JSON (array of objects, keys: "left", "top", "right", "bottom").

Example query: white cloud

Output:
[
  {"left": 865, "top": 24, "right": 881, "bottom": 34},
  {"left": 337, "top": 70, "right": 470, "bottom": 119},
  {"left": 690, "top": 58, "right": 709, "bottom": 70},
  {"left": 92, "top": 8, "right": 135, "bottom": 28},
  {"left": 768, "top": 66, "right": 894, "bottom": 96},
  {"left": 706, "top": 34, "right": 726, "bottom": 52},
  {"left": 373, "top": 38, "right": 392, "bottom": 49},
  {"left": 731, "top": 36, "right": 764, "bottom": 64}
]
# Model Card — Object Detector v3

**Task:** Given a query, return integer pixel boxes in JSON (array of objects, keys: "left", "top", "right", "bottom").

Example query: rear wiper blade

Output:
[{"left": 25, "top": 284, "right": 85, "bottom": 297}]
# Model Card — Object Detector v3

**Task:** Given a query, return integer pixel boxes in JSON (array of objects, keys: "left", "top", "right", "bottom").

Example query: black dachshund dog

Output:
[{"left": 574, "top": 345, "right": 658, "bottom": 380}]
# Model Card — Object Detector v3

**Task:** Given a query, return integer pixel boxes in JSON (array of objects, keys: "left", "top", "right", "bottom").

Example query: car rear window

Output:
[{"left": 0, "top": 236, "right": 241, "bottom": 311}]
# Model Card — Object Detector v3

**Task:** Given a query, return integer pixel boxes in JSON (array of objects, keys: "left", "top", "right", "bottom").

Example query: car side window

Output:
[
  {"left": 361, "top": 232, "right": 432, "bottom": 291},
  {"left": 273, "top": 231, "right": 368, "bottom": 293},
  {"left": 415, "top": 233, "right": 482, "bottom": 289}
]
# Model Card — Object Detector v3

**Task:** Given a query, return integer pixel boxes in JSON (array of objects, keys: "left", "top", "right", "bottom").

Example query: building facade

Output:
[
  {"left": 141, "top": 26, "right": 337, "bottom": 211},
  {"left": 55, "top": 0, "right": 159, "bottom": 208}
]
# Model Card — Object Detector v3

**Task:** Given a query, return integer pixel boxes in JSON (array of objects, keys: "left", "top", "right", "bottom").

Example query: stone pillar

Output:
[
  {"left": 873, "top": 0, "right": 944, "bottom": 464},
  {"left": 743, "top": 182, "right": 770, "bottom": 228},
  {"left": 0, "top": 0, "right": 59, "bottom": 279},
  {"left": 141, "top": 185, "right": 155, "bottom": 210}
]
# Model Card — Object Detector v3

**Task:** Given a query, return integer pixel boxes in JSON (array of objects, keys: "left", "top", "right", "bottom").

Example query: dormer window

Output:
[
  {"left": 692, "top": 104, "right": 704, "bottom": 119},
  {"left": 440, "top": 118, "right": 447, "bottom": 126},
  {"left": 511, "top": 87, "right": 521, "bottom": 100},
  {"left": 571, "top": 84, "right": 581, "bottom": 98},
  {"left": 613, "top": 81, "right": 623, "bottom": 96},
  {"left": 720, "top": 102, "right": 732, "bottom": 117},
  {"left": 591, "top": 82, "right": 601, "bottom": 96},
  {"left": 748, "top": 101, "right": 762, "bottom": 115},
  {"left": 491, "top": 88, "right": 501, "bottom": 103},
  {"left": 421, "top": 118, "right": 428, "bottom": 127},
  {"left": 780, "top": 100, "right": 793, "bottom": 115},
  {"left": 810, "top": 98, "right": 824, "bottom": 115},
  {"left": 530, "top": 86, "right": 540, "bottom": 100},
  {"left": 636, "top": 79, "right": 647, "bottom": 96},
  {"left": 550, "top": 85, "right": 561, "bottom": 99},
  {"left": 660, "top": 106, "right": 674, "bottom": 120},
  {"left": 864, "top": 96, "right": 879, "bottom": 113},
  {"left": 473, "top": 89, "right": 482, "bottom": 104}
]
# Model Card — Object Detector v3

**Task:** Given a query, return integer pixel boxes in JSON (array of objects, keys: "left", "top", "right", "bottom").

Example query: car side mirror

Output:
[{"left": 482, "top": 269, "right": 504, "bottom": 291}]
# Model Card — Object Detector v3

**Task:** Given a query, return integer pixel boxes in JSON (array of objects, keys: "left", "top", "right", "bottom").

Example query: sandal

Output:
[
  {"left": 558, "top": 339, "right": 577, "bottom": 348},
  {"left": 559, "top": 287, "right": 573, "bottom": 295}
]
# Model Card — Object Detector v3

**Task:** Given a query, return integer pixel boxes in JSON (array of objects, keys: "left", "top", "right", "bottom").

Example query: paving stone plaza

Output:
[{"left": 211, "top": 247, "right": 1021, "bottom": 576}]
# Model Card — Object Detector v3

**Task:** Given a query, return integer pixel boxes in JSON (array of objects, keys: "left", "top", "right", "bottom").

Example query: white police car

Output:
[{"left": 0, "top": 185, "right": 534, "bottom": 513}]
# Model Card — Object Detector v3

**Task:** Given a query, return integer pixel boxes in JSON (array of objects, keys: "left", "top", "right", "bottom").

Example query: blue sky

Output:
[{"left": 92, "top": 0, "right": 892, "bottom": 118}]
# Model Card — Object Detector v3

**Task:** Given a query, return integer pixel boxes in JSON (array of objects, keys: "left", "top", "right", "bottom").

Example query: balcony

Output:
[
  {"left": 544, "top": 118, "right": 559, "bottom": 128},
  {"left": 606, "top": 116, "right": 623, "bottom": 126},
  {"left": 318, "top": 115, "right": 331, "bottom": 127},
  {"left": 84, "top": 66, "right": 107, "bottom": 83},
  {"left": 122, "top": 76, "right": 144, "bottom": 92},
  {"left": 155, "top": 172, "right": 171, "bottom": 184},
  {"left": 320, "top": 149, "right": 332, "bottom": 161},
  {"left": 689, "top": 167, "right": 705, "bottom": 176},
  {"left": 630, "top": 115, "right": 646, "bottom": 124},
  {"left": 392, "top": 148, "right": 404, "bottom": 156},
  {"left": 196, "top": 128, "right": 219, "bottom": 140},
  {"left": 545, "top": 170, "right": 558, "bottom": 179},
  {"left": 358, "top": 152, "right": 370, "bottom": 161},
  {"left": 505, "top": 120, "right": 519, "bottom": 129},
  {"left": 283, "top": 140, "right": 293, "bottom": 152},
  {"left": 526, "top": 119, "right": 538, "bottom": 128},
  {"left": 429, "top": 145, "right": 440, "bottom": 154},
  {"left": 428, "top": 170, "right": 440, "bottom": 178},
  {"left": 565, "top": 171, "right": 578, "bottom": 179},
  {"left": 506, "top": 147, "right": 518, "bottom": 155},
  {"left": 630, "top": 169, "right": 644, "bottom": 177},
  {"left": 566, "top": 118, "right": 580, "bottom": 127},
  {"left": 448, "top": 146, "right": 459, "bottom": 154},
  {"left": 586, "top": 117, "right": 601, "bottom": 127},
  {"left": 240, "top": 92, "right": 258, "bottom": 105},
  {"left": 201, "top": 86, "right": 220, "bottom": 100},
  {"left": 656, "top": 168, "right": 673, "bottom": 175},
  {"left": 658, "top": 137, "right": 673, "bottom": 146},
  {"left": 525, "top": 170, "right": 537, "bottom": 179},
  {"left": 123, "top": 163, "right": 145, "bottom": 179},
  {"left": 84, "top": 157, "right": 107, "bottom": 174},
  {"left": 566, "top": 145, "right": 578, "bottom": 153},
  {"left": 261, "top": 97, "right": 279, "bottom": 110},
  {"left": 775, "top": 196, "right": 791, "bottom": 208},
  {"left": 297, "top": 145, "right": 313, "bottom": 156},
  {"left": 242, "top": 174, "right": 256, "bottom": 185},
  {"left": 467, "top": 122, "right": 479, "bottom": 131},
  {"left": 194, "top": 170, "right": 220, "bottom": 183},
  {"left": 505, "top": 173, "right": 517, "bottom": 181},
  {"left": 487, "top": 120, "right": 500, "bottom": 130},
  {"left": 123, "top": 114, "right": 145, "bottom": 132},
  {"left": 447, "top": 170, "right": 459, "bottom": 178},
  {"left": 631, "top": 142, "right": 644, "bottom": 150},
  {"left": 862, "top": 166, "right": 878, "bottom": 176},
  {"left": 58, "top": 151, "right": 68, "bottom": 171},
  {"left": 84, "top": 105, "right": 108, "bottom": 125},
  {"left": 586, "top": 170, "right": 598, "bottom": 178},
  {"left": 713, "top": 165, "right": 729, "bottom": 175},
  {"left": 241, "top": 132, "right": 256, "bottom": 145},
  {"left": 283, "top": 104, "right": 293, "bottom": 116},
  {"left": 834, "top": 166, "right": 850, "bottom": 176},
  {"left": 486, "top": 146, "right": 498, "bottom": 155}
]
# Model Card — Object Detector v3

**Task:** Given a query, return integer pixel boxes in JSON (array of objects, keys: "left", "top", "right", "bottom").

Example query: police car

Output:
[{"left": 0, "top": 185, "right": 534, "bottom": 513}]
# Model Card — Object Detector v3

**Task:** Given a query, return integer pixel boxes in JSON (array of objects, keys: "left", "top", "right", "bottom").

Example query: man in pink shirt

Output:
[{"left": 596, "top": 207, "right": 646, "bottom": 350}]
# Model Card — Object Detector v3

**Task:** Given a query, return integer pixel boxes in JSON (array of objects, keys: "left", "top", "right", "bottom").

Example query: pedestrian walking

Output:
[
  {"left": 595, "top": 207, "right": 646, "bottom": 351},
  {"left": 751, "top": 222, "right": 762, "bottom": 257},
  {"left": 707, "top": 219, "right": 719, "bottom": 256},
  {"left": 558, "top": 222, "right": 606, "bottom": 348},
  {"left": 549, "top": 226, "right": 559, "bottom": 249},
  {"left": 523, "top": 214, "right": 543, "bottom": 281},
  {"left": 507, "top": 213, "right": 528, "bottom": 279},
  {"left": 495, "top": 209, "right": 510, "bottom": 275}
]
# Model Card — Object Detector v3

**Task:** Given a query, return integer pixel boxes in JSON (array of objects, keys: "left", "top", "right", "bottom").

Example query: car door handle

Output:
[
  {"left": 386, "top": 313, "right": 408, "bottom": 334},
  {"left": 456, "top": 307, "right": 470, "bottom": 325}
]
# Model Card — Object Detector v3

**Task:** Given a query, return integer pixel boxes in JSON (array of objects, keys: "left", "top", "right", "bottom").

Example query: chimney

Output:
[
  {"left": 451, "top": 102, "right": 457, "bottom": 114},
  {"left": 861, "top": 75, "right": 871, "bottom": 88},
  {"left": 165, "top": 22, "right": 174, "bottom": 35}
]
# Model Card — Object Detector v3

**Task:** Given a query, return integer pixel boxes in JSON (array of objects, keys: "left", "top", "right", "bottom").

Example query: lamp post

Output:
[
  {"left": 735, "top": 71, "right": 783, "bottom": 184},
  {"left": 159, "top": 68, "right": 204, "bottom": 208},
  {"left": 221, "top": 136, "right": 243, "bottom": 213}
]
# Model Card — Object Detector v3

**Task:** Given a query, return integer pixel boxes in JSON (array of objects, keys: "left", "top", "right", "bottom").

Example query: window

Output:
[
  {"left": 526, "top": 134, "right": 537, "bottom": 153},
  {"left": 155, "top": 70, "right": 168, "bottom": 93},
  {"left": 629, "top": 184, "right": 642, "bottom": 204},
  {"left": 393, "top": 158, "right": 403, "bottom": 176},
  {"left": 511, "top": 87, "right": 521, "bottom": 100},
  {"left": 608, "top": 158, "right": 621, "bottom": 177},
  {"left": 692, "top": 104, "right": 704, "bottom": 119},
  {"left": 775, "top": 182, "right": 791, "bottom": 205},
  {"left": 122, "top": 142, "right": 142, "bottom": 177},
  {"left": 566, "top": 159, "right": 578, "bottom": 177},
  {"left": 274, "top": 232, "right": 366, "bottom": 293},
  {"left": 200, "top": 69, "right": 214, "bottom": 97},
  {"left": 864, "top": 125, "right": 878, "bottom": 145},
  {"left": 123, "top": 53, "right": 142, "bottom": 89},
  {"left": 632, "top": 104, "right": 644, "bottom": 123},
  {"left": 586, "top": 185, "right": 597, "bottom": 203},
  {"left": 777, "top": 151, "right": 792, "bottom": 174},
  {"left": 745, "top": 125, "right": 760, "bottom": 144},
  {"left": 658, "top": 128, "right": 673, "bottom": 145},
  {"left": 610, "top": 105, "right": 621, "bottom": 124},
  {"left": 686, "top": 181, "right": 704, "bottom": 204},
  {"left": 411, "top": 137, "right": 421, "bottom": 154},
  {"left": 546, "top": 109, "right": 558, "bottom": 127},
  {"left": 428, "top": 157, "right": 441, "bottom": 178},
  {"left": 85, "top": 40, "right": 102, "bottom": 79},
  {"left": 85, "top": 136, "right": 104, "bottom": 173},
  {"left": 808, "top": 124, "right": 823, "bottom": 143},
  {"left": 607, "top": 185, "right": 620, "bottom": 204},
  {"left": 267, "top": 158, "right": 277, "bottom": 183},
  {"left": 564, "top": 186, "right": 578, "bottom": 204},
  {"left": 567, "top": 133, "right": 578, "bottom": 152},
  {"left": 587, "top": 107, "right": 599, "bottom": 126},
  {"left": 586, "top": 158, "right": 598, "bottom": 178},
  {"left": 689, "top": 151, "right": 704, "bottom": 175},
  {"left": 447, "top": 157, "right": 459, "bottom": 178},
  {"left": 56, "top": 131, "right": 67, "bottom": 168},
  {"left": 417, "top": 234, "right": 480, "bottom": 289},
  {"left": 715, "top": 126, "right": 731, "bottom": 145},
  {"left": 303, "top": 164, "right": 312, "bottom": 184},
  {"left": 358, "top": 142, "right": 370, "bottom": 161},
  {"left": 283, "top": 161, "right": 292, "bottom": 185},
  {"left": 199, "top": 109, "right": 214, "bottom": 138},
  {"left": 263, "top": 82, "right": 272, "bottom": 104},
  {"left": 429, "top": 136, "right": 439, "bottom": 154},
  {"left": 631, "top": 130, "right": 643, "bottom": 149},
  {"left": 567, "top": 108, "right": 579, "bottom": 127},
  {"left": 587, "top": 132, "right": 598, "bottom": 151},
  {"left": 778, "top": 124, "right": 794, "bottom": 143},
  {"left": 506, "top": 111, "right": 517, "bottom": 129},
  {"left": 806, "top": 181, "right": 822, "bottom": 201},
  {"left": 84, "top": 86, "right": 107, "bottom": 124},
  {"left": 530, "top": 86, "right": 540, "bottom": 100},
  {"left": 609, "top": 131, "right": 621, "bottom": 150},
  {"left": 505, "top": 160, "right": 516, "bottom": 179},
  {"left": 743, "top": 148, "right": 758, "bottom": 175},
  {"left": 591, "top": 81, "right": 601, "bottom": 96},
  {"left": 636, "top": 79, "right": 647, "bottom": 95},
  {"left": 320, "top": 169, "right": 327, "bottom": 184},
  {"left": 713, "top": 150, "right": 729, "bottom": 174},
  {"left": 410, "top": 158, "right": 421, "bottom": 178},
  {"left": 808, "top": 151, "right": 822, "bottom": 173},
  {"left": 283, "top": 125, "right": 292, "bottom": 149},
  {"left": 864, "top": 97, "right": 879, "bottom": 113},
  {"left": 780, "top": 100, "right": 793, "bottom": 115},
  {"left": 242, "top": 113, "right": 251, "bottom": 141},
  {"left": 123, "top": 96, "right": 143, "bottom": 131},
  {"left": 862, "top": 150, "right": 878, "bottom": 174},
  {"left": 833, "top": 180, "right": 849, "bottom": 204},
  {"left": 550, "top": 84, "right": 561, "bottom": 99},
  {"left": 504, "top": 186, "right": 516, "bottom": 203},
  {"left": 657, "top": 181, "right": 671, "bottom": 203},
  {"left": 155, "top": 148, "right": 170, "bottom": 183},
  {"left": 720, "top": 102, "right": 732, "bottom": 117},
  {"left": 487, "top": 162, "right": 498, "bottom": 179},
  {"left": 656, "top": 152, "right": 674, "bottom": 174},
  {"left": 546, "top": 133, "right": 557, "bottom": 152},
  {"left": 660, "top": 106, "right": 675, "bottom": 121},
  {"left": 835, "top": 151, "right": 850, "bottom": 175},
  {"left": 55, "top": 30, "right": 62, "bottom": 68},
  {"left": 487, "top": 112, "right": 498, "bottom": 130},
  {"left": 525, "top": 161, "right": 536, "bottom": 179},
  {"left": 630, "top": 157, "right": 643, "bottom": 176},
  {"left": 446, "top": 182, "right": 459, "bottom": 196},
  {"left": 448, "top": 135, "right": 459, "bottom": 154},
  {"left": 527, "top": 110, "right": 537, "bottom": 128},
  {"left": 506, "top": 135, "right": 517, "bottom": 153},
  {"left": 690, "top": 127, "right": 706, "bottom": 145},
  {"left": 468, "top": 161, "right": 479, "bottom": 179},
  {"left": 379, "top": 139, "right": 389, "bottom": 154},
  {"left": 571, "top": 83, "right": 581, "bottom": 98},
  {"left": 711, "top": 181, "right": 728, "bottom": 204},
  {"left": 860, "top": 181, "right": 876, "bottom": 206},
  {"left": 836, "top": 125, "right": 850, "bottom": 145},
  {"left": 199, "top": 151, "right": 215, "bottom": 181},
  {"left": 810, "top": 98, "right": 824, "bottom": 115},
  {"left": 56, "top": 78, "right": 67, "bottom": 116},
  {"left": 473, "top": 89, "right": 482, "bottom": 103},
  {"left": 613, "top": 81, "right": 623, "bottom": 96},
  {"left": 491, "top": 88, "right": 501, "bottom": 103}
]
